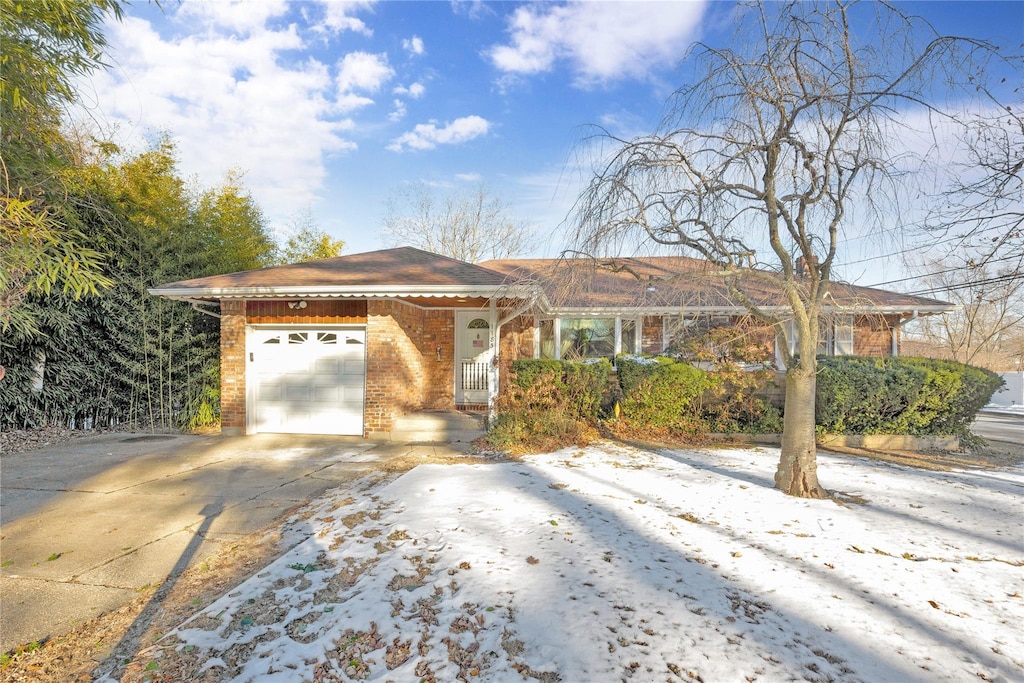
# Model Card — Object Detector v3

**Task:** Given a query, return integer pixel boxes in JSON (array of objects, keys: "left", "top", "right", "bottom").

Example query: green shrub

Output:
[
  {"left": 615, "top": 356, "right": 716, "bottom": 431},
  {"left": 487, "top": 358, "right": 611, "bottom": 452},
  {"left": 816, "top": 356, "right": 1003, "bottom": 435},
  {"left": 703, "top": 366, "right": 784, "bottom": 434}
]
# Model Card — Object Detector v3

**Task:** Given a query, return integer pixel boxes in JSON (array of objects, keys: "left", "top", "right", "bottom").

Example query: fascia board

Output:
[{"left": 147, "top": 284, "right": 540, "bottom": 299}]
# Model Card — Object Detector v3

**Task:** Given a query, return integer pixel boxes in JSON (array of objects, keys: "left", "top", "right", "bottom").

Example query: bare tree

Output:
[
  {"left": 570, "top": 1, "right": 1008, "bottom": 497},
  {"left": 381, "top": 183, "right": 534, "bottom": 262},
  {"left": 906, "top": 254, "right": 1024, "bottom": 370},
  {"left": 925, "top": 83, "right": 1023, "bottom": 264}
]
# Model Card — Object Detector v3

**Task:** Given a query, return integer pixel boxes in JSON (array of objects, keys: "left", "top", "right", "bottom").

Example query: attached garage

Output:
[{"left": 248, "top": 327, "right": 366, "bottom": 435}]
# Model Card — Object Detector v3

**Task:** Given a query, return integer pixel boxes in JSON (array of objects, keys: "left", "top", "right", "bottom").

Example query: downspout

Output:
[{"left": 893, "top": 310, "right": 919, "bottom": 356}]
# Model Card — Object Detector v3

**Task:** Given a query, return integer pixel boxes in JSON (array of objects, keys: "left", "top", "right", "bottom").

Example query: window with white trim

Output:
[
  {"left": 779, "top": 314, "right": 855, "bottom": 365},
  {"left": 537, "top": 317, "right": 640, "bottom": 359}
]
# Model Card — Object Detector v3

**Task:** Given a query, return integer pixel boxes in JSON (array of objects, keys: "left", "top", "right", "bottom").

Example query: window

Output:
[
  {"left": 779, "top": 314, "right": 855, "bottom": 367},
  {"left": 537, "top": 317, "right": 639, "bottom": 359}
]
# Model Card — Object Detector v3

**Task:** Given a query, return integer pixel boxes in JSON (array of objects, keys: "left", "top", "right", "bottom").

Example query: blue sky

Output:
[{"left": 80, "top": 0, "right": 1022, "bottom": 286}]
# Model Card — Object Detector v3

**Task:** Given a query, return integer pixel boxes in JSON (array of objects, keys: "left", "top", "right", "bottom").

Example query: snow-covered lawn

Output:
[{"left": 126, "top": 443, "right": 1023, "bottom": 682}]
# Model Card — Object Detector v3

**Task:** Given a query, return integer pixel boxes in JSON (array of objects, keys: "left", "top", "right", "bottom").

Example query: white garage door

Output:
[{"left": 249, "top": 328, "right": 365, "bottom": 435}]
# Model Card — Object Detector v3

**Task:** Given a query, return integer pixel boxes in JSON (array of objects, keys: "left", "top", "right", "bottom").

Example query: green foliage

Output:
[
  {"left": 1, "top": 0, "right": 126, "bottom": 335},
  {"left": 616, "top": 356, "right": 716, "bottom": 431},
  {"left": 487, "top": 359, "right": 611, "bottom": 452},
  {"left": 0, "top": 0, "right": 123, "bottom": 119},
  {"left": 816, "top": 356, "right": 1003, "bottom": 435},
  {"left": 0, "top": 140, "right": 275, "bottom": 432},
  {"left": 702, "top": 366, "right": 784, "bottom": 434},
  {"left": 195, "top": 170, "right": 277, "bottom": 275},
  {"left": 279, "top": 208, "right": 345, "bottom": 264}
]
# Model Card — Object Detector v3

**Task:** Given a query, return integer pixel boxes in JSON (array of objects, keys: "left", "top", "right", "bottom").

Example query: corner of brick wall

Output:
[
  {"left": 219, "top": 300, "right": 247, "bottom": 435},
  {"left": 364, "top": 301, "right": 456, "bottom": 436}
]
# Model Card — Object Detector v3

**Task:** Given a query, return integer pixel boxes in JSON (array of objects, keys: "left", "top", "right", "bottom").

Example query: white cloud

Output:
[
  {"left": 455, "top": 173, "right": 482, "bottom": 182},
  {"left": 82, "top": 13, "right": 360, "bottom": 230},
  {"left": 387, "top": 115, "right": 491, "bottom": 152},
  {"left": 318, "top": 0, "right": 375, "bottom": 36},
  {"left": 402, "top": 35, "right": 425, "bottom": 55},
  {"left": 178, "top": 0, "right": 289, "bottom": 34},
  {"left": 336, "top": 51, "right": 394, "bottom": 93},
  {"left": 393, "top": 82, "right": 426, "bottom": 98},
  {"left": 450, "top": 0, "right": 493, "bottom": 19},
  {"left": 488, "top": 1, "right": 707, "bottom": 87},
  {"left": 388, "top": 99, "right": 407, "bottom": 121}
]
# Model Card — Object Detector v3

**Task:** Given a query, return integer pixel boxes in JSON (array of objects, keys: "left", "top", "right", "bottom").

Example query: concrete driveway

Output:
[{"left": 0, "top": 432, "right": 420, "bottom": 652}]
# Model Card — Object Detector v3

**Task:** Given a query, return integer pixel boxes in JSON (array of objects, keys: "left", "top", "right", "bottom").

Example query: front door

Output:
[{"left": 455, "top": 311, "right": 493, "bottom": 404}]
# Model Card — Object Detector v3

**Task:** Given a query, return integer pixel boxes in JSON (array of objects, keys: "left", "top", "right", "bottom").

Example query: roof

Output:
[
  {"left": 149, "top": 247, "right": 515, "bottom": 300},
  {"left": 149, "top": 247, "right": 953, "bottom": 315},
  {"left": 479, "top": 256, "right": 954, "bottom": 314}
]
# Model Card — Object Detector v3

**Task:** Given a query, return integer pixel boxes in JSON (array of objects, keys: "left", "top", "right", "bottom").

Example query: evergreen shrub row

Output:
[
  {"left": 815, "top": 356, "right": 1003, "bottom": 436},
  {"left": 488, "top": 355, "right": 1002, "bottom": 450}
]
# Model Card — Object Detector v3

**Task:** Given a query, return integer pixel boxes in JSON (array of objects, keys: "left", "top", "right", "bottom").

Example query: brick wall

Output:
[
  {"left": 497, "top": 315, "right": 534, "bottom": 395},
  {"left": 855, "top": 314, "right": 898, "bottom": 356},
  {"left": 220, "top": 300, "right": 247, "bottom": 435},
  {"left": 641, "top": 316, "right": 664, "bottom": 354},
  {"left": 364, "top": 300, "right": 455, "bottom": 435}
]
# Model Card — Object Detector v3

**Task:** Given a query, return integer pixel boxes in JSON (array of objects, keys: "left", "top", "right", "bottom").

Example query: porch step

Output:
[{"left": 389, "top": 410, "right": 487, "bottom": 443}]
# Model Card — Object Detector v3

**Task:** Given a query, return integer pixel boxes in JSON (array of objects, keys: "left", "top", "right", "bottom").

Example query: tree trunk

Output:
[{"left": 775, "top": 366, "right": 828, "bottom": 498}]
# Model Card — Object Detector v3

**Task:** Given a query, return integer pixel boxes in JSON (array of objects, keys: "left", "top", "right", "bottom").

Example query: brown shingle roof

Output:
[
  {"left": 479, "top": 256, "right": 953, "bottom": 312},
  {"left": 151, "top": 246, "right": 952, "bottom": 314},
  {"left": 154, "top": 247, "right": 508, "bottom": 293}
]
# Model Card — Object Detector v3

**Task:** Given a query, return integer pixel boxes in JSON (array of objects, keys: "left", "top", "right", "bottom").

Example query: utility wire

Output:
[
  {"left": 902, "top": 272, "right": 1024, "bottom": 297},
  {"left": 863, "top": 253, "right": 1024, "bottom": 288}
]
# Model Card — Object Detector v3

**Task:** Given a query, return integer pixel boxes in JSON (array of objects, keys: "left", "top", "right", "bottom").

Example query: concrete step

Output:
[{"left": 390, "top": 410, "right": 487, "bottom": 443}]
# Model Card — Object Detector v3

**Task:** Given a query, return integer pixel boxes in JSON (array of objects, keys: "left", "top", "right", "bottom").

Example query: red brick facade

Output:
[
  {"left": 219, "top": 300, "right": 247, "bottom": 436},
  {"left": 218, "top": 300, "right": 903, "bottom": 437},
  {"left": 364, "top": 300, "right": 456, "bottom": 435},
  {"left": 854, "top": 314, "right": 898, "bottom": 357},
  {"left": 641, "top": 316, "right": 664, "bottom": 355}
]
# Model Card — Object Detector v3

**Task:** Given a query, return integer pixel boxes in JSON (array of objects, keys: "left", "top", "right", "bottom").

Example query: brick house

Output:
[{"left": 149, "top": 247, "right": 954, "bottom": 438}]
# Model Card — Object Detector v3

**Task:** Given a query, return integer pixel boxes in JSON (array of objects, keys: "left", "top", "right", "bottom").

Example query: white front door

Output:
[
  {"left": 455, "top": 312, "right": 493, "bottom": 404},
  {"left": 248, "top": 327, "right": 366, "bottom": 435}
]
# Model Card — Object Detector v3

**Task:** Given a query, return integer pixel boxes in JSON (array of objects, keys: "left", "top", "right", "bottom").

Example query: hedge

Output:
[
  {"left": 815, "top": 356, "right": 1003, "bottom": 436},
  {"left": 487, "top": 358, "right": 611, "bottom": 452},
  {"left": 615, "top": 355, "right": 716, "bottom": 431}
]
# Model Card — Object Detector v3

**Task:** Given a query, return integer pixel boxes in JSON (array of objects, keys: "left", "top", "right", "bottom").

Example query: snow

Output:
[{"left": 126, "top": 443, "right": 1024, "bottom": 682}]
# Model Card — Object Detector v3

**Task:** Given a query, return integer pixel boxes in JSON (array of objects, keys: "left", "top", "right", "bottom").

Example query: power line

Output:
[
  {"left": 837, "top": 224, "right": 1007, "bottom": 268},
  {"left": 902, "top": 272, "right": 1024, "bottom": 297},
  {"left": 863, "top": 253, "right": 1024, "bottom": 289}
]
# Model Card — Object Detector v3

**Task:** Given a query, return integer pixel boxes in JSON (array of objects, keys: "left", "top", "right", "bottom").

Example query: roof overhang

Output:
[
  {"left": 540, "top": 304, "right": 957, "bottom": 317},
  {"left": 148, "top": 284, "right": 539, "bottom": 301}
]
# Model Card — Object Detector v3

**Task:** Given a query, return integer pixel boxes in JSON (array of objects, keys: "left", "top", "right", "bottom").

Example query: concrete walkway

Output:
[{"left": 0, "top": 432, "right": 460, "bottom": 652}]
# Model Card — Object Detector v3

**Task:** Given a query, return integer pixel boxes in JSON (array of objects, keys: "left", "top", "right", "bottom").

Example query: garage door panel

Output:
[
  {"left": 343, "top": 360, "right": 365, "bottom": 375},
  {"left": 312, "top": 385, "right": 341, "bottom": 402},
  {"left": 250, "top": 327, "right": 365, "bottom": 435},
  {"left": 259, "top": 383, "right": 283, "bottom": 401},
  {"left": 315, "top": 358, "right": 340, "bottom": 374}
]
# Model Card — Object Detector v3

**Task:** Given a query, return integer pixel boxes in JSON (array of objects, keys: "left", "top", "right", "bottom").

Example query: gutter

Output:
[{"left": 147, "top": 284, "right": 539, "bottom": 300}]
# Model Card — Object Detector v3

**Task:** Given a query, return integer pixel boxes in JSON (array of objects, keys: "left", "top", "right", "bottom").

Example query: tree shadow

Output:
[{"left": 92, "top": 498, "right": 224, "bottom": 681}]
